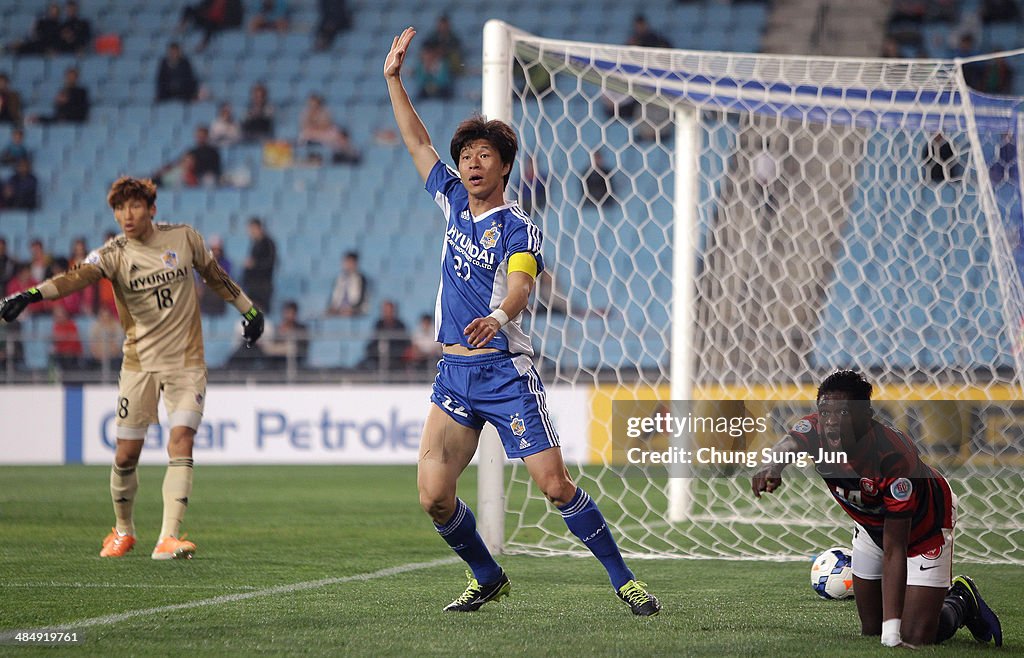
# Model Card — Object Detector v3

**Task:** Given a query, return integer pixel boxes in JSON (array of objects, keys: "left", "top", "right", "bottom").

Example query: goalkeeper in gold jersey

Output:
[{"left": 0, "top": 177, "right": 264, "bottom": 560}]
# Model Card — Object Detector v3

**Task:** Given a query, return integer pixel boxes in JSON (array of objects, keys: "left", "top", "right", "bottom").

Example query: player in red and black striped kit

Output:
[{"left": 752, "top": 370, "right": 1002, "bottom": 648}]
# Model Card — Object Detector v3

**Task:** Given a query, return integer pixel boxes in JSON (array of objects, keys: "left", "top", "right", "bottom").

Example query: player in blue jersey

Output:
[{"left": 385, "top": 27, "right": 660, "bottom": 615}]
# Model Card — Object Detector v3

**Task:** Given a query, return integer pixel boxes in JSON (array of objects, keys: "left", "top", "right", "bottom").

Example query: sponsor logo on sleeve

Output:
[
  {"left": 890, "top": 477, "right": 913, "bottom": 501},
  {"left": 792, "top": 419, "right": 812, "bottom": 434}
]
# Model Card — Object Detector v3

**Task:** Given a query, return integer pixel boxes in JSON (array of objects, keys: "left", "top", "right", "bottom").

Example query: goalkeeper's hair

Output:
[
  {"left": 107, "top": 176, "right": 157, "bottom": 209},
  {"left": 817, "top": 369, "right": 873, "bottom": 403},
  {"left": 450, "top": 115, "right": 518, "bottom": 187}
]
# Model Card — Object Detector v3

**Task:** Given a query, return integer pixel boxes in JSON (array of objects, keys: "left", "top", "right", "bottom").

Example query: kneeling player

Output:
[{"left": 753, "top": 370, "right": 1002, "bottom": 647}]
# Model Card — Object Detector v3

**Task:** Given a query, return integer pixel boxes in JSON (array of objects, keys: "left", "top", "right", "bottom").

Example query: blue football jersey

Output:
[{"left": 426, "top": 160, "right": 545, "bottom": 355}]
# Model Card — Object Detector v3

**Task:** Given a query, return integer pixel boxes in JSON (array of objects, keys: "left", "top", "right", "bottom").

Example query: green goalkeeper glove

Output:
[
  {"left": 0, "top": 288, "right": 42, "bottom": 322},
  {"left": 242, "top": 306, "right": 264, "bottom": 348}
]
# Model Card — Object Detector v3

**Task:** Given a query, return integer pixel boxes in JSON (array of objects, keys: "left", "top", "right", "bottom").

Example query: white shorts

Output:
[{"left": 850, "top": 495, "right": 957, "bottom": 589}]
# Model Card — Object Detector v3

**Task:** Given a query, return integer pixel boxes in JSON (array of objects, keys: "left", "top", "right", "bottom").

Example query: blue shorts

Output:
[{"left": 430, "top": 351, "right": 560, "bottom": 459}]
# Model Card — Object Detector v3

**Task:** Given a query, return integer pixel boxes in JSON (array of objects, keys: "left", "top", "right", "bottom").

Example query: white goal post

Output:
[{"left": 478, "top": 20, "right": 1024, "bottom": 563}]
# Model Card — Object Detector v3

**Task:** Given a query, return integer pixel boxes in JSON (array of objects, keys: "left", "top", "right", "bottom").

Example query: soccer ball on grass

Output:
[{"left": 811, "top": 547, "right": 854, "bottom": 599}]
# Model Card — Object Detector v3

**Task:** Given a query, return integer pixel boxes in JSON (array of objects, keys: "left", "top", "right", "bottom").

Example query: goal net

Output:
[{"left": 481, "top": 21, "right": 1024, "bottom": 563}]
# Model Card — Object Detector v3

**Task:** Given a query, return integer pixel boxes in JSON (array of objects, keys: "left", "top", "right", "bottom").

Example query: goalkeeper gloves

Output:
[
  {"left": 0, "top": 288, "right": 42, "bottom": 322},
  {"left": 242, "top": 306, "right": 264, "bottom": 348}
]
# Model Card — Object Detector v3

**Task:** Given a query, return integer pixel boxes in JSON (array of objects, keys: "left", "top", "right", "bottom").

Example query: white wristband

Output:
[
  {"left": 880, "top": 619, "right": 902, "bottom": 647},
  {"left": 487, "top": 309, "right": 509, "bottom": 327}
]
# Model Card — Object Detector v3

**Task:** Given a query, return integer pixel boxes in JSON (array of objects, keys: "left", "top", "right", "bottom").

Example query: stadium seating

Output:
[{"left": 0, "top": 0, "right": 768, "bottom": 373}]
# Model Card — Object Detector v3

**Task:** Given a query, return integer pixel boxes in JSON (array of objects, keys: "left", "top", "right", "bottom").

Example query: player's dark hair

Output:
[
  {"left": 450, "top": 115, "right": 518, "bottom": 187},
  {"left": 107, "top": 176, "right": 157, "bottom": 209},
  {"left": 816, "top": 369, "right": 873, "bottom": 403}
]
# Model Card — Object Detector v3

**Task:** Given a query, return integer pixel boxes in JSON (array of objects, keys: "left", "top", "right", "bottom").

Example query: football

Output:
[{"left": 811, "top": 547, "right": 854, "bottom": 599}]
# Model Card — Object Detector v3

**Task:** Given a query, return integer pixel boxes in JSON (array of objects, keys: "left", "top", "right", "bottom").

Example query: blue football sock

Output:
[
  {"left": 559, "top": 487, "right": 634, "bottom": 590},
  {"left": 434, "top": 498, "right": 503, "bottom": 585}
]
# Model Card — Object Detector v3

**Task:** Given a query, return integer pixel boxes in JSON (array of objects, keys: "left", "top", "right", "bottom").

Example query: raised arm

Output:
[{"left": 384, "top": 27, "right": 440, "bottom": 183}]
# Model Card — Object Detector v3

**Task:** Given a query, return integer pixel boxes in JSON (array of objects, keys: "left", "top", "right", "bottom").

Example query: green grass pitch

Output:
[{"left": 1, "top": 465, "right": 1020, "bottom": 656}]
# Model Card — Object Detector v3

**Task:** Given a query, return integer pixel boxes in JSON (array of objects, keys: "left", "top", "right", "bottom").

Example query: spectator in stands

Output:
[
  {"left": 180, "top": 0, "right": 244, "bottom": 52},
  {"left": 0, "top": 74, "right": 25, "bottom": 126},
  {"left": 263, "top": 300, "right": 309, "bottom": 369},
  {"left": 242, "top": 217, "right": 276, "bottom": 311},
  {"left": 58, "top": 1, "right": 92, "bottom": 54},
  {"left": 516, "top": 157, "right": 547, "bottom": 214},
  {"left": 0, "top": 128, "right": 29, "bottom": 165},
  {"left": 416, "top": 45, "right": 454, "bottom": 100},
  {"left": 197, "top": 235, "right": 232, "bottom": 315},
  {"left": 152, "top": 151, "right": 198, "bottom": 188},
  {"left": 583, "top": 150, "right": 615, "bottom": 208},
  {"left": 627, "top": 13, "right": 671, "bottom": 49},
  {"left": 423, "top": 15, "right": 464, "bottom": 77},
  {"left": 68, "top": 236, "right": 99, "bottom": 313},
  {"left": 360, "top": 299, "right": 410, "bottom": 372},
  {"left": 922, "top": 132, "right": 962, "bottom": 183},
  {"left": 327, "top": 251, "right": 368, "bottom": 316},
  {"left": 50, "top": 304, "right": 83, "bottom": 370},
  {"left": 27, "top": 239, "right": 53, "bottom": 283},
  {"left": 94, "top": 231, "right": 119, "bottom": 317},
  {"left": 404, "top": 312, "right": 441, "bottom": 369},
  {"left": 881, "top": 36, "right": 902, "bottom": 58},
  {"left": 10, "top": 3, "right": 63, "bottom": 55},
  {"left": 210, "top": 102, "right": 242, "bottom": 146},
  {"left": 188, "top": 125, "right": 223, "bottom": 185},
  {"left": 34, "top": 67, "right": 90, "bottom": 124},
  {"left": 68, "top": 236, "right": 89, "bottom": 268},
  {"left": 6, "top": 264, "right": 38, "bottom": 305},
  {"left": 313, "top": 0, "right": 353, "bottom": 52},
  {"left": 156, "top": 42, "right": 199, "bottom": 103},
  {"left": 298, "top": 93, "right": 343, "bottom": 149},
  {"left": 88, "top": 305, "right": 123, "bottom": 372},
  {"left": 249, "top": 0, "right": 290, "bottom": 33},
  {"left": 0, "top": 237, "right": 15, "bottom": 291},
  {"left": 298, "top": 94, "right": 362, "bottom": 164},
  {"left": 242, "top": 83, "right": 275, "bottom": 141},
  {"left": 3, "top": 159, "right": 39, "bottom": 210},
  {"left": 0, "top": 315, "right": 24, "bottom": 370},
  {"left": 982, "top": 0, "right": 1021, "bottom": 23}
]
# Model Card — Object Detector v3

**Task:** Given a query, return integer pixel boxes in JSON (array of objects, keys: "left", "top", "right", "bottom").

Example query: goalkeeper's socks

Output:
[
  {"left": 558, "top": 487, "right": 634, "bottom": 591},
  {"left": 434, "top": 498, "right": 503, "bottom": 585},
  {"left": 158, "top": 457, "right": 194, "bottom": 539},
  {"left": 110, "top": 464, "right": 138, "bottom": 536}
]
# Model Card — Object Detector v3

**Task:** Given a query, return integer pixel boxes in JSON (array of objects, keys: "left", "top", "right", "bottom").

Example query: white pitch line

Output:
[
  {"left": 2, "top": 582, "right": 259, "bottom": 590},
  {"left": 0, "top": 556, "right": 459, "bottom": 640}
]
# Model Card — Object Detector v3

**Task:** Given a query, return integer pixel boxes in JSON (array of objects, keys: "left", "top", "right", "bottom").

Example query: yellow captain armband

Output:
[{"left": 508, "top": 252, "right": 538, "bottom": 278}]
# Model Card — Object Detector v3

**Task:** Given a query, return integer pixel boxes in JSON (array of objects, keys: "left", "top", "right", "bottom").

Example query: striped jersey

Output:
[
  {"left": 788, "top": 413, "right": 954, "bottom": 557},
  {"left": 426, "top": 160, "right": 544, "bottom": 355}
]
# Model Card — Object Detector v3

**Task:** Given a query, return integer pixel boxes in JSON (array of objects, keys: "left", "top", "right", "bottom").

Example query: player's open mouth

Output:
[
  {"left": 467, "top": 175, "right": 484, "bottom": 184},
  {"left": 824, "top": 432, "right": 842, "bottom": 449}
]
